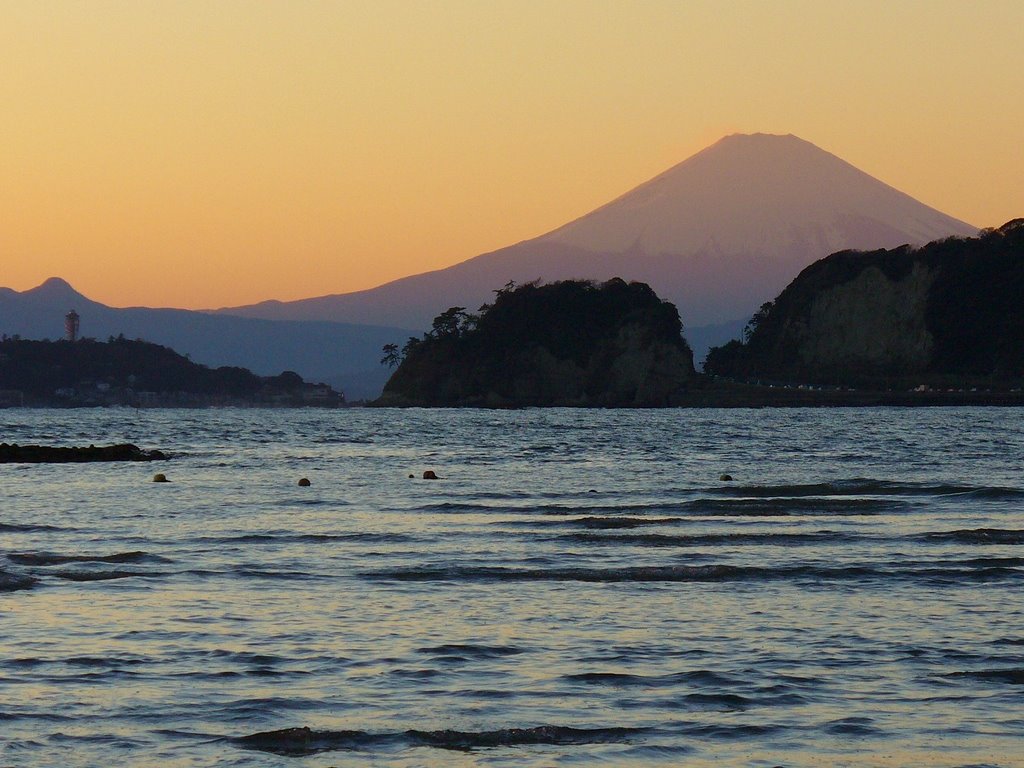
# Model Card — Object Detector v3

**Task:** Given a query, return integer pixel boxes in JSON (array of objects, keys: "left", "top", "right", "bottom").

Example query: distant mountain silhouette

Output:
[
  {"left": 0, "top": 336, "right": 343, "bottom": 406},
  {"left": 0, "top": 278, "right": 414, "bottom": 399},
  {"left": 213, "top": 133, "right": 977, "bottom": 360}
]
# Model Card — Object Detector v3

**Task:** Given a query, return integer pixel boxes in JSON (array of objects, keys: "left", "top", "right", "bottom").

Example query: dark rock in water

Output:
[
  {"left": 298, "top": 477, "right": 311, "bottom": 487},
  {"left": 720, "top": 474, "right": 734, "bottom": 481},
  {"left": 0, "top": 443, "right": 167, "bottom": 463},
  {"left": 422, "top": 470, "right": 439, "bottom": 480},
  {"left": 153, "top": 473, "right": 169, "bottom": 483}
]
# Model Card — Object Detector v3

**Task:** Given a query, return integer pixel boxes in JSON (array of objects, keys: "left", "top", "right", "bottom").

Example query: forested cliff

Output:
[
  {"left": 377, "top": 279, "right": 696, "bottom": 407},
  {"left": 705, "top": 220, "right": 1024, "bottom": 386}
]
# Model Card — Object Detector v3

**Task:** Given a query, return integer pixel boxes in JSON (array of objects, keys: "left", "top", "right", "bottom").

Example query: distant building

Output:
[{"left": 65, "top": 310, "right": 80, "bottom": 342}]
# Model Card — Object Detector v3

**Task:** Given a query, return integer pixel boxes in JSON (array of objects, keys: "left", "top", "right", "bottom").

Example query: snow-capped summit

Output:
[{"left": 542, "top": 133, "right": 973, "bottom": 257}]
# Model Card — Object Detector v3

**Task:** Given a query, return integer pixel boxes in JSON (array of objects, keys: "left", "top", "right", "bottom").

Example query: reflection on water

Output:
[{"left": 2, "top": 407, "right": 1024, "bottom": 766}]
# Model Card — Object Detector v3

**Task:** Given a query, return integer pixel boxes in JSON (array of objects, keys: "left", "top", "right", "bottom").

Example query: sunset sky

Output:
[{"left": 2, "top": 0, "right": 1022, "bottom": 309}]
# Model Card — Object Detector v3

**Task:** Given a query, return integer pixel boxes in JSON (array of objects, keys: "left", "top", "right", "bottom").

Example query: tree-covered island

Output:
[{"left": 376, "top": 278, "right": 697, "bottom": 407}]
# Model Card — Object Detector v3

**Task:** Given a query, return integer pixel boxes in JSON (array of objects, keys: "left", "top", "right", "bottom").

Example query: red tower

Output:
[{"left": 65, "top": 310, "right": 80, "bottom": 342}]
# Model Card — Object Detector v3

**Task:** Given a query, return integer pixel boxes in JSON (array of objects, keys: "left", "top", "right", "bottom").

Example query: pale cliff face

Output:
[
  {"left": 606, "top": 323, "right": 695, "bottom": 406},
  {"left": 790, "top": 262, "right": 935, "bottom": 372}
]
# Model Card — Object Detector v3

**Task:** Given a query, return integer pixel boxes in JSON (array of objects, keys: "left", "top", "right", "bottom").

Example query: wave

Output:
[
  {"left": 992, "top": 637, "right": 1024, "bottom": 646},
  {"left": 679, "top": 692, "right": 753, "bottom": 709},
  {"left": 235, "top": 724, "right": 645, "bottom": 756},
  {"left": 197, "top": 650, "right": 292, "bottom": 665},
  {"left": 922, "top": 529, "right": 1024, "bottom": 545},
  {"left": 199, "top": 532, "right": 416, "bottom": 545},
  {"left": 0, "top": 570, "right": 38, "bottom": 592},
  {"left": 0, "top": 522, "right": 65, "bottom": 532},
  {"left": 688, "top": 497, "right": 899, "bottom": 515},
  {"left": 415, "top": 479, "right": 1020, "bottom": 522},
  {"left": 944, "top": 668, "right": 1024, "bottom": 685},
  {"left": 51, "top": 570, "right": 159, "bottom": 582},
  {"left": 9, "top": 655, "right": 148, "bottom": 668},
  {"left": 551, "top": 516, "right": 684, "bottom": 529},
  {"left": 364, "top": 564, "right": 846, "bottom": 584},
  {"left": 541, "top": 499, "right": 898, "bottom": 518},
  {"left": 185, "top": 568, "right": 319, "bottom": 581},
  {"left": 528, "top": 518, "right": 856, "bottom": 536},
  {"left": 713, "top": 478, "right": 1024, "bottom": 500},
  {"left": 564, "top": 670, "right": 743, "bottom": 689},
  {"left": 677, "top": 722, "right": 786, "bottom": 739},
  {"left": 364, "top": 561, "right": 1024, "bottom": 585},
  {"left": 415, "top": 502, "right": 502, "bottom": 513},
  {"left": 822, "top": 716, "right": 881, "bottom": 736},
  {"left": 7, "top": 551, "right": 166, "bottom": 566},
  {"left": 416, "top": 643, "right": 527, "bottom": 661},
  {"left": 557, "top": 531, "right": 855, "bottom": 547}
]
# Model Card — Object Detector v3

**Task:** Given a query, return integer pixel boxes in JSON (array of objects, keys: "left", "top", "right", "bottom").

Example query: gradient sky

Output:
[{"left": 2, "top": 0, "right": 1022, "bottom": 309}]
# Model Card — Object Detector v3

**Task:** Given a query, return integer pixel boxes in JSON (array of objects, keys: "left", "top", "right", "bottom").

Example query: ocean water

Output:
[{"left": 2, "top": 407, "right": 1023, "bottom": 767}]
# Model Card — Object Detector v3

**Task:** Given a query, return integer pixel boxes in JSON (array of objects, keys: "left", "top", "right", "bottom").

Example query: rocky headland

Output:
[
  {"left": 705, "top": 219, "right": 1024, "bottom": 391},
  {"left": 376, "top": 279, "right": 696, "bottom": 407},
  {"left": 375, "top": 222, "right": 1024, "bottom": 408}
]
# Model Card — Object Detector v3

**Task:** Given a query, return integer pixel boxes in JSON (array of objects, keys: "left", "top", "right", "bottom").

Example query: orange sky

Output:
[{"left": 2, "top": 0, "right": 1022, "bottom": 309}]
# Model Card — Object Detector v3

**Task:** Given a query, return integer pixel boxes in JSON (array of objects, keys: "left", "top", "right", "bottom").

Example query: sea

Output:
[{"left": 2, "top": 407, "right": 1023, "bottom": 767}]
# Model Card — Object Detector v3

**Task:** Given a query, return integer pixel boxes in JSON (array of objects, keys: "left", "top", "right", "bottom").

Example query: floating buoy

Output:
[
  {"left": 153, "top": 473, "right": 169, "bottom": 483},
  {"left": 719, "top": 474, "right": 734, "bottom": 482},
  {"left": 298, "top": 478, "right": 311, "bottom": 487},
  {"left": 408, "top": 474, "right": 414, "bottom": 479},
  {"left": 422, "top": 470, "right": 439, "bottom": 480}
]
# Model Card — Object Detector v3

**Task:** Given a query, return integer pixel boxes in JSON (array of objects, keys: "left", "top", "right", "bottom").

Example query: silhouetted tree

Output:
[
  {"left": 428, "top": 307, "right": 477, "bottom": 339},
  {"left": 381, "top": 343, "right": 401, "bottom": 368}
]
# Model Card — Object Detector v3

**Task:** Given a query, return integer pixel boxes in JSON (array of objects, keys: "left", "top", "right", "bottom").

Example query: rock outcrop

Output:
[
  {"left": 705, "top": 219, "right": 1024, "bottom": 385},
  {"left": 0, "top": 443, "right": 167, "bottom": 463},
  {"left": 376, "top": 279, "right": 696, "bottom": 407}
]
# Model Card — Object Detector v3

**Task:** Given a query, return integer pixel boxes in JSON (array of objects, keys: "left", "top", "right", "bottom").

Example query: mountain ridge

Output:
[
  {"left": 211, "top": 133, "right": 976, "bottom": 348},
  {"left": 0, "top": 279, "right": 414, "bottom": 399}
]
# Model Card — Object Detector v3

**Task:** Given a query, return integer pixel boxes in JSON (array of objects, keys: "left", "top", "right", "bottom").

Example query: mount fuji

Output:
[{"left": 215, "top": 133, "right": 977, "bottom": 357}]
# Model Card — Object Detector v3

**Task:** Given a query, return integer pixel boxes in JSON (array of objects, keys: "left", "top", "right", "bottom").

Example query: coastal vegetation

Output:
[
  {"left": 705, "top": 219, "right": 1024, "bottom": 390},
  {"left": 377, "top": 279, "right": 696, "bottom": 407},
  {"left": 377, "top": 226, "right": 1024, "bottom": 408},
  {"left": 0, "top": 336, "right": 342, "bottom": 407}
]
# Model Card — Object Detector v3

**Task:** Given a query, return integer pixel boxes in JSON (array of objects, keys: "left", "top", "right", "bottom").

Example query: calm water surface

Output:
[{"left": 2, "top": 407, "right": 1023, "bottom": 766}]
